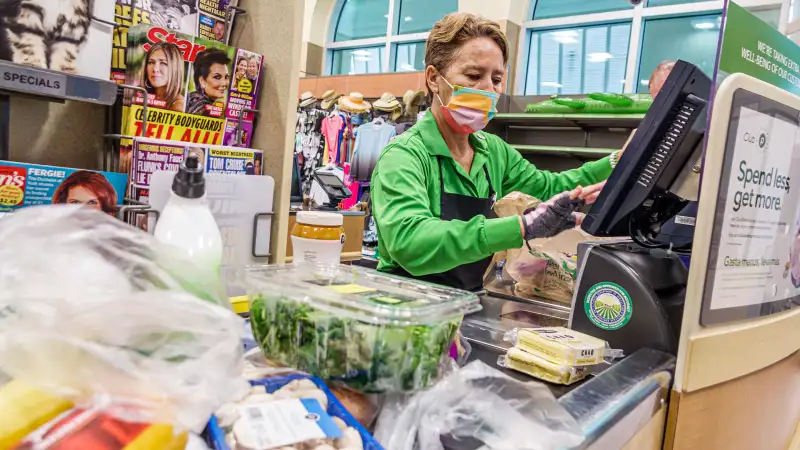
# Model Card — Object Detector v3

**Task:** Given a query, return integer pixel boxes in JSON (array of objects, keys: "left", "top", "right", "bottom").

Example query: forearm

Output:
[
  {"left": 383, "top": 215, "right": 523, "bottom": 276},
  {"left": 504, "top": 142, "right": 614, "bottom": 201},
  {"left": 526, "top": 158, "right": 613, "bottom": 200}
]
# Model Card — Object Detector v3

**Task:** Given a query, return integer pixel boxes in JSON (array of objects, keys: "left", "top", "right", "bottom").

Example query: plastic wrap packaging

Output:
[
  {"left": 0, "top": 206, "right": 248, "bottom": 438},
  {"left": 245, "top": 264, "right": 480, "bottom": 393},
  {"left": 0, "top": 290, "right": 248, "bottom": 432},
  {"left": 373, "top": 361, "right": 584, "bottom": 450},
  {"left": 498, "top": 348, "right": 590, "bottom": 386},
  {"left": 503, "top": 327, "right": 624, "bottom": 367},
  {"left": 0, "top": 206, "right": 228, "bottom": 307}
]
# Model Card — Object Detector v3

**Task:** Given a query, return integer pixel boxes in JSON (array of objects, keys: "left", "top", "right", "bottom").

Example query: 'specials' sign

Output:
[{"left": 0, "top": 62, "right": 66, "bottom": 97}]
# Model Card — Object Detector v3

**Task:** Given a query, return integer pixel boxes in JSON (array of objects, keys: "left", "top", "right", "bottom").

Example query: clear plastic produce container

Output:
[{"left": 244, "top": 263, "right": 482, "bottom": 393}]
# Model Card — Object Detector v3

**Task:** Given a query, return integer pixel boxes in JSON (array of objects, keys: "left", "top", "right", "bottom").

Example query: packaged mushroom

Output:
[{"left": 208, "top": 375, "right": 381, "bottom": 450}]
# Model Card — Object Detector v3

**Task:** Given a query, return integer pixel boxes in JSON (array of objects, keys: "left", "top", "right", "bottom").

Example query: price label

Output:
[{"left": 0, "top": 185, "right": 23, "bottom": 206}]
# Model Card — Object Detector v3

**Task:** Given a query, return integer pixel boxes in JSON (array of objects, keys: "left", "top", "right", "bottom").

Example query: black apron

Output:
[{"left": 391, "top": 156, "right": 496, "bottom": 292}]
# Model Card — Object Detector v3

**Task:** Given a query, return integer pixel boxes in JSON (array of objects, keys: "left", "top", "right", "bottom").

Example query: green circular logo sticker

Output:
[{"left": 584, "top": 282, "right": 632, "bottom": 330}]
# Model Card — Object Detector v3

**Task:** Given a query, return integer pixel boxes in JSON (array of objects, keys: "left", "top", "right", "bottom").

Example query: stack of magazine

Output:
[
  {"left": 113, "top": 0, "right": 238, "bottom": 83},
  {"left": 0, "top": 1, "right": 266, "bottom": 218},
  {"left": 121, "top": 23, "right": 261, "bottom": 148},
  {"left": 120, "top": 22, "right": 265, "bottom": 201}
]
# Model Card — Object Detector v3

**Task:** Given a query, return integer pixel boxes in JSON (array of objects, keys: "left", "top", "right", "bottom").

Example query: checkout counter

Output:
[
  {"left": 461, "top": 294, "right": 675, "bottom": 450},
  {"left": 463, "top": 64, "right": 800, "bottom": 449}
]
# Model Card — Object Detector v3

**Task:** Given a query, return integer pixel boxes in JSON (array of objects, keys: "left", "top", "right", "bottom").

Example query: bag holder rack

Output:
[{"left": 120, "top": 200, "right": 274, "bottom": 259}]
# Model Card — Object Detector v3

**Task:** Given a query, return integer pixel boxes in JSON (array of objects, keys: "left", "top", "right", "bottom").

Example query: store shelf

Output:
[
  {"left": 494, "top": 113, "right": 644, "bottom": 129},
  {"left": 0, "top": 60, "right": 118, "bottom": 105},
  {"left": 513, "top": 145, "right": 615, "bottom": 158}
]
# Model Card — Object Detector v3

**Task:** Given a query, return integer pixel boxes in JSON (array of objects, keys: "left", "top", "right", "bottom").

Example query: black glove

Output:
[{"left": 521, "top": 193, "right": 584, "bottom": 241}]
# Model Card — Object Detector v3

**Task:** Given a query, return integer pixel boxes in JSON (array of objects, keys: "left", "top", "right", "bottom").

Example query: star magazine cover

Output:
[
  {"left": 113, "top": 0, "right": 235, "bottom": 84},
  {"left": 121, "top": 23, "right": 262, "bottom": 149},
  {"left": 0, "top": 0, "right": 114, "bottom": 80}
]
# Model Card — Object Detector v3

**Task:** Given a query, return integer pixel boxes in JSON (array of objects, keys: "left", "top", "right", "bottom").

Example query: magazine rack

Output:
[{"left": 0, "top": 0, "right": 304, "bottom": 263}]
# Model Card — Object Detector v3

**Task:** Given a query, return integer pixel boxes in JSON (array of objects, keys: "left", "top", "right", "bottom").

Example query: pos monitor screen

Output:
[{"left": 582, "top": 60, "right": 712, "bottom": 246}]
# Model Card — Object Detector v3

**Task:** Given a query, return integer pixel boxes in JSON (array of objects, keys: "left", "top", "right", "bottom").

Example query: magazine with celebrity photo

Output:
[{"left": 112, "top": 0, "right": 232, "bottom": 83}]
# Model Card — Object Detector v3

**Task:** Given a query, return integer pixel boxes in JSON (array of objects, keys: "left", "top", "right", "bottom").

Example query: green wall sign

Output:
[{"left": 719, "top": 2, "right": 800, "bottom": 95}]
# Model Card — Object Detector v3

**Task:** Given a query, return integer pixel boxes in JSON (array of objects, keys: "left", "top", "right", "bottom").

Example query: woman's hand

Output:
[
  {"left": 516, "top": 183, "right": 607, "bottom": 240},
  {"left": 579, "top": 181, "right": 606, "bottom": 205},
  {"left": 518, "top": 188, "right": 584, "bottom": 240}
]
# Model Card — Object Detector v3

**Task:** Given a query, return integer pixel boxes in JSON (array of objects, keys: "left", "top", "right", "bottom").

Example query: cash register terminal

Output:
[{"left": 570, "top": 60, "right": 711, "bottom": 356}]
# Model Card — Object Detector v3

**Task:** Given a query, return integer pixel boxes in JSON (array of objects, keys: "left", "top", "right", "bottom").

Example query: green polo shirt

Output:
[{"left": 371, "top": 110, "right": 613, "bottom": 277}]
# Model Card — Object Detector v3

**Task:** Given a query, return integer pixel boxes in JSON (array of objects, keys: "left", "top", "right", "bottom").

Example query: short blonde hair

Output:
[{"left": 424, "top": 13, "right": 509, "bottom": 96}]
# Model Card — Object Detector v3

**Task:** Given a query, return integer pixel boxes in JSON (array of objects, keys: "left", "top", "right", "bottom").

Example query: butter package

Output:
[
  {"left": 505, "top": 327, "right": 622, "bottom": 367},
  {"left": 499, "top": 347, "right": 590, "bottom": 385}
]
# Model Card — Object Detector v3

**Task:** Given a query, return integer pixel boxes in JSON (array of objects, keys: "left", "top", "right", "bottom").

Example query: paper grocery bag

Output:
[
  {"left": 483, "top": 192, "right": 542, "bottom": 280},
  {"left": 505, "top": 229, "right": 588, "bottom": 303},
  {"left": 485, "top": 192, "right": 599, "bottom": 304}
]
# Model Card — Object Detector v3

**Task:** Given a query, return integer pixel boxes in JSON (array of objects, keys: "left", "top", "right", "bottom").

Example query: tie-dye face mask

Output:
[{"left": 436, "top": 76, "right": 499, "bottom": 135}]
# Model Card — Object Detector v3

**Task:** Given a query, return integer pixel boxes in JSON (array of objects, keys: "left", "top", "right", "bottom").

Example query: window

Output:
[
  {"left": 333, "top": 0, "right": 390, "bottom": 42},
  {"left": 637, "top": 14, "right": 721, "bottom": 92},
  {"left": 398, "top": 0, "right": 458, "bottom": 34},
  {"left": 395, "top": 41, "right": 425, "bottom": 71},
  {"left": 751, "top": 7, "right": 780, "bottom": 29},
  {"left": 331, "top": 46, "right": 386, "bottom": 75},
  {"left": 647, "top": 0, "right": 711, "bottom": 6},
  {"left": 532, "top": 0, "right": 633, "bottom": 20},
  {"left": 521, "top": 0, "right": 783, "bottom": 95},
  {"left": 525, "top": 23, "right": 631, "bottom": 95},
  {"left": 327, "top": 0, "right": 456, "bottom": 74},
  {"left": 647, "top": 0, "right": 708, "bottom": 7}
]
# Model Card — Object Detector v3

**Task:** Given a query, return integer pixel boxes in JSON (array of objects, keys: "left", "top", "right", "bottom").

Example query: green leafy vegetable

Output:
[{"left": 249, "top": 293, "right": 461, "bottom": 393}]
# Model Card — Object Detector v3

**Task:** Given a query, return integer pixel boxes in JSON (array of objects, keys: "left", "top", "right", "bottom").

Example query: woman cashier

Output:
[{"left": 371, "top": 13, "right": 623, "bottom": 291}]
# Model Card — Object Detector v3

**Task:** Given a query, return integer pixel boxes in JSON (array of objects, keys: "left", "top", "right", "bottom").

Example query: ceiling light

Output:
[
  {"left": 354, "top": 56, "right": 372, "bottom": 62},
  {"left": 404, "top": 16, "right": 413, "bottom": 22},
  {"left": 641, "top": 80, "right": 650, "bottom": 86},
  {"left": 541, "top": 81, "right": 563, "bottom": 88},
  {"left": 351, "top": 50, "right": 372, "bottom": 56},
  {"left": 587, "top": 52, "right": 614, "bottom": 62},
  {"left": 693, "top": 21, "right": 716, "bottom": 30},
  {"left": 551, "top": 30, "right": 579, "bottom": 44}
]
